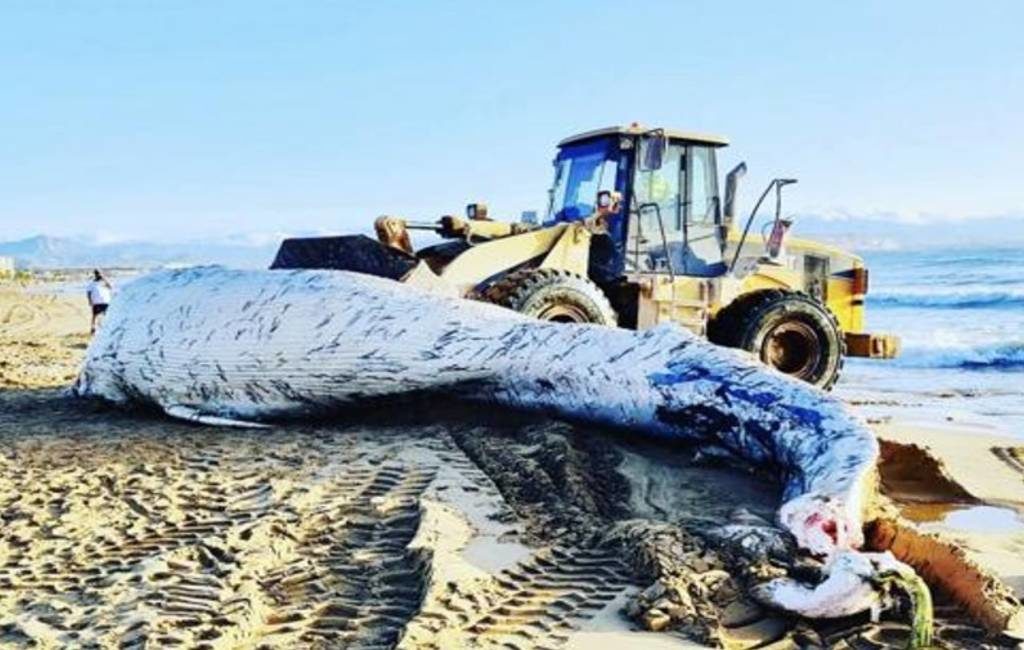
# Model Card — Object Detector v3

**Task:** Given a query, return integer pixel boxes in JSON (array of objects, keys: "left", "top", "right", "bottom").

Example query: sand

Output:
[
  {"left": 1, "top": 283, "right": 1022, "bottom": 648},
  {"left": 0, "top": 286, "right": 90, "bottom": 389},
  {"left": 875, "top": 423, "right": 1024, "bottom": 610}
]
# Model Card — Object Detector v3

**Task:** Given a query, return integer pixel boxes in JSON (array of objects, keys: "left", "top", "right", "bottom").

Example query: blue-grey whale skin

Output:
[{"left": 74, "top": 266, "right": 878, "bottom": 558}]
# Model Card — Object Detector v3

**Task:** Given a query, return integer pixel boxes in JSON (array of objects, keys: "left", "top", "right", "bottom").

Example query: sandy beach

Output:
[
  {"left": 1, "top": 282, "right": 1022, "bottom": 649},
  {"left": 0, "top": 286, "right": 90, "bottom": 389}
]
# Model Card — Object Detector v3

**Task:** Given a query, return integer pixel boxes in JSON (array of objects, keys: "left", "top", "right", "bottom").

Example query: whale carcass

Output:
[{"left": 73, "top": 266, "right": 929, "bottom": 634}]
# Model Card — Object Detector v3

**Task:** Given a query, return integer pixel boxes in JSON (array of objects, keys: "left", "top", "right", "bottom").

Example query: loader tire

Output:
[
  {"left": 484, "top": 269, "right": 618, "bottom": 326},
  {"left": 708, "top": 290, "right": 844, "bottom": 390}
]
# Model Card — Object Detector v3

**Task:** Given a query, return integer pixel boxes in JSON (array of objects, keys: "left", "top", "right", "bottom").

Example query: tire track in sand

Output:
[
  {"left": 0, "top": 293, "right": 80, "bottom": 340},
  {"left": 258, "top": 464, "right": 436, "bottom": 648},
  {"left": 0, "top": 410, "right": 444, "bottom": 649},
  {"left": 991, "top": 446, "right": 1024, "bottom": 479},
  {"left": 118, "top": 463, "right": 438, "bottom": 649},
  {"left": 0, "top": 301, "right": 47, "bottom": 338},
  {"left": 400, "top": 544, "right": 636, "bottom": 650},
  {"left": 0, "top": 292, "right": 89, "bottom": 388}
]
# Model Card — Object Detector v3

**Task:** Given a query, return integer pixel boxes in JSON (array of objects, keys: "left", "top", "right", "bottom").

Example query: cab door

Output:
[
  {"left": 625, "top": 141, "right": 720, "bottom": 333},
  {"left": 626, "top": 141, "right": 683, "bottom": 274},
  {"left": 678, "top": 145, "right": 725, "bottom": 277},
  {"left": 625, "top": 143, "right": 724, "bottom": 277}
]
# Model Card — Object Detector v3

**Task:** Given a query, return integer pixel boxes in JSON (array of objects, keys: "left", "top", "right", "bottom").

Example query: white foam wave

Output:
[
  {"left": 869, "top": 286, "right": 1024, "bottom": 309},
  {"left": 892, "top": 342, "right": 1024, "bottom": 371}
]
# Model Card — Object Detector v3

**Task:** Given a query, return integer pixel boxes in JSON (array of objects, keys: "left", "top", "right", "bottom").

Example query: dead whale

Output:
[{"left": 73, "top": 266, "right": 926, "bottom": 632}]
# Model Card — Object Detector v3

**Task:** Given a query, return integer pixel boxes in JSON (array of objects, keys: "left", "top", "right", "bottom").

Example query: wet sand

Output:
[
  {"left": 876, "top": 423, "right": 1024, "bottom": 599},
  {"left": 0, "top": 283, "right": 1021, "bottom": 648}
]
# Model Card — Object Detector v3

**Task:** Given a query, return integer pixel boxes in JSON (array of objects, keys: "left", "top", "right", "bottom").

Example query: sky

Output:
[{"left": 1, "top": 1, "right": 1022, "bottom": 243}]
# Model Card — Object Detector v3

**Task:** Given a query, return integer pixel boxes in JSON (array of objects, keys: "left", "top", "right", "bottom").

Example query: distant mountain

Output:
[
  {"left": 3, "top": 214, "right": 1023, "bottom": 269},
  {"left": 0, "top": 235, "right": 83, "bottom": 268},
  {"left": 790, "top": 214, "right": 1024, "bottom": 252},
  {"left": 0, "top": 234, "right": 282, "bottom": 270}
]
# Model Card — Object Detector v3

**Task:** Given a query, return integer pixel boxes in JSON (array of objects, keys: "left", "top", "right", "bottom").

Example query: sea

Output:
[{"left": 837, "top": 246, "right": 1024, "bottom": 439}]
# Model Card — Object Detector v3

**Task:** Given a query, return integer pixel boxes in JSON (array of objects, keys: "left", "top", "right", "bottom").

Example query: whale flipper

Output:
[{"left": 164, "top": 405, "right": 269, "bottom": 429}]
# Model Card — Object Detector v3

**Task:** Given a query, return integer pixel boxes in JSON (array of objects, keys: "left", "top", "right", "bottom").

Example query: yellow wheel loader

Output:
[{"left": 272, "top": 125, "right": 899, "bottom": 389}]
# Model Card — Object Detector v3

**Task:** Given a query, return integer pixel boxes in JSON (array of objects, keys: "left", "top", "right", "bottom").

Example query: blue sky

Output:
[{"left": 2, "top": 1, "right": 1022, "bottom": 242}]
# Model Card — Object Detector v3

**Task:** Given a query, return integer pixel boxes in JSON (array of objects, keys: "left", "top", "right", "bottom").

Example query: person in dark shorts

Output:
[{"left": 87, "top": 269, "right": 113, "bottom": 334}]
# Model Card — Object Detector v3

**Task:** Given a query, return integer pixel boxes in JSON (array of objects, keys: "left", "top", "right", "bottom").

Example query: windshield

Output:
[{"left": 546, "top": 139, "right": 618, "bottom": 222}]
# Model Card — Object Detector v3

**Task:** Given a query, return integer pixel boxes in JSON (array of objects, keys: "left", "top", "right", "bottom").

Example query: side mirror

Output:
[
  {"left": 723, "top": 162, "right": 747, "bottom": 227},
  {"left": 638, "top": 131, "right": 667, "bottom": 171}
]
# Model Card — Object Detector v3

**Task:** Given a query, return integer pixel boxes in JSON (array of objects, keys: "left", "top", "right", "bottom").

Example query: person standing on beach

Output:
[{"left": 87, "top": 269, "right": 113, "bottom": 334}]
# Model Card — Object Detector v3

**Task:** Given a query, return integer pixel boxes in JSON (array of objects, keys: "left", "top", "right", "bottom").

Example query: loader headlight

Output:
[{"left": 597, "top": 191, "right": 612, "bottom": 209}]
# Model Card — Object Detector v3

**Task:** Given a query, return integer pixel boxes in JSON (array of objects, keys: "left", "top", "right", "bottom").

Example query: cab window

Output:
[
  {"left": 548, "top": 140, "right": 619, "bottom": 222},
  {"left": 686, "top": 146, "right": 718, "bottom": 224},
  {"left": 633, "top": 143, "right": 684, "bottom": 234},
  {"left": 627, "top": 142, "right": 722, "bottom": 274}
]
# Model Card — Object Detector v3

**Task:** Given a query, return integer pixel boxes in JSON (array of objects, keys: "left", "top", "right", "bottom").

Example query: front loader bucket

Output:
[{"left": 271, "top": 235, "right": 418, "bottom": 281}]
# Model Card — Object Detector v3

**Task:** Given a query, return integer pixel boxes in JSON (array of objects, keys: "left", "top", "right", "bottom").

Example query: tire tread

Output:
[
  {"left": 482, "top": 268, "right": 617, "bottom": 326},
  {"left": 709, "top": 289, "right": 845, "bottom": 390}
]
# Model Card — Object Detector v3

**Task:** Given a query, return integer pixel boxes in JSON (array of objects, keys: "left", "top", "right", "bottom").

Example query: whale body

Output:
[{"left": 75, "top": 266, "right": 879, "bottom": 560}]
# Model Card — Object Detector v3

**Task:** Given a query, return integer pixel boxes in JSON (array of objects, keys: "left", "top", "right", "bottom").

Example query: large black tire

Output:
[
  {"left": 708, "top": 289, "right": 844, "bottom": 390},
  {"left": 484, "top": 268, "right": 618, "bottom": 326}
]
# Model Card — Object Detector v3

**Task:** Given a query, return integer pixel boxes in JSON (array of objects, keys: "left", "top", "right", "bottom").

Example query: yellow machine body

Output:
[
  {"left": 400, "top": 220, "right": 897, "bottom": 360},
  {"left": 359, "top": 125, "right": 899, "bottom": 368}
]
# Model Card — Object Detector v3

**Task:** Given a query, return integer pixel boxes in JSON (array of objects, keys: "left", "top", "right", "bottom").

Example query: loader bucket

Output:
[{"left": 271, "top": 235, "right": 418, "bottom": 281}]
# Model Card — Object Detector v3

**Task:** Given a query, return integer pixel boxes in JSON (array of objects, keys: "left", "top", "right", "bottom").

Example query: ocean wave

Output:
[
  {"left": 893, "top": 342, "right": 1024, "bottom": 371},
  {"left": 882, "top": 250, "right": 1024, "bottom": 269},
  {"left": 868, "top": 289, "right": 1024, "bottom": 309},
  {"left": 907, "top": 275, "right": 1024, "bottom": 287}
]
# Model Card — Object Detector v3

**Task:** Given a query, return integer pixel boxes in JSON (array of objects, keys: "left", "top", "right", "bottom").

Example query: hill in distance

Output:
[
  {"left": 0, "top": 235, "right": 283, "bottom": 270},
  {"left": 2, "top": 214, "right": 1022, "bottom": 270}
]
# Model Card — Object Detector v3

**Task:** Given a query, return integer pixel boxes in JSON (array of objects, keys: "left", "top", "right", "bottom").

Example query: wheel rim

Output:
[
  {"left": 762, "top": 320, "right": 821, "bottom": 379},
  {"left": 537, "top": 303, "right": 591, "bottom": 323}
]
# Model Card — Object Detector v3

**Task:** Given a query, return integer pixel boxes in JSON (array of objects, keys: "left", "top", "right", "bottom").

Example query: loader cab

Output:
[{"left": 546, "top": 126, "right": 730, "bottom": 283}]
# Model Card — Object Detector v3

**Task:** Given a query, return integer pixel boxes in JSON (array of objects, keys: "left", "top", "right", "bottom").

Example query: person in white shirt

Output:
[{"left": 87, "top": 269, "right": 113, "bottom": 334}]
